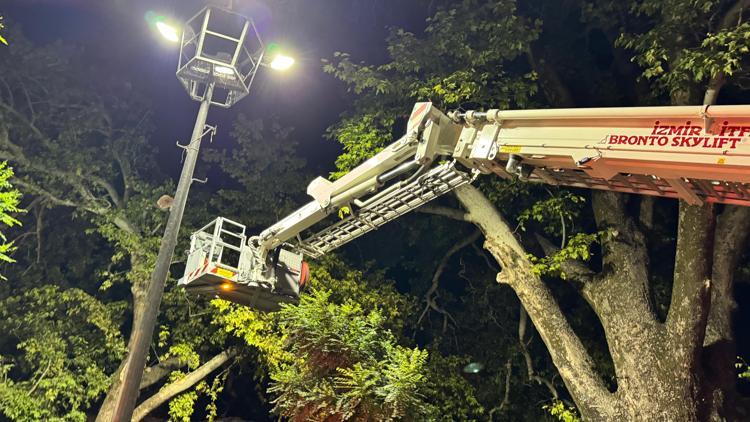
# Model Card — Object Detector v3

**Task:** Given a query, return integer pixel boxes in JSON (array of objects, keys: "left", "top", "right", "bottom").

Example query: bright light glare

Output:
[
  {"left": 156, "top": 21, "right": 180, "bottom": 42},
  {"left": 214, "top": 65, "right": 234, "bottom": 75},
  {"left": 220, "top": 283, "right": 233, "bottom": 291},
  {"left": 270, "top": 54, "right": 295, "bottom": 71}
]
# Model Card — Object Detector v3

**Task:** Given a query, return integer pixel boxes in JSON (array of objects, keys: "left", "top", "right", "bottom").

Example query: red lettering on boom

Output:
[{"left": 668, "top": 126, "right": 685, "bottom": 135}]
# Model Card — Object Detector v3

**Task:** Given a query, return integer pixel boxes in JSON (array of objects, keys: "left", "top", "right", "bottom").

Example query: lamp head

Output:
[
  {"left": 265, "top": 43, "right": 295, "bottom": 71},
  {"left": 270, "top": 54, "right": 295, "bottom": 71},
  {"left": 146, "top": 12, "right": 180, "bottom": 42},
  {"left": 156, "top": 20, "right": 180, "bottom": 42}
]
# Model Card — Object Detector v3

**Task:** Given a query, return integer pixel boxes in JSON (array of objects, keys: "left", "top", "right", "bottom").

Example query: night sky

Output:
[{"left": 4, "top": 0, "right": 429, "bottom": 181}]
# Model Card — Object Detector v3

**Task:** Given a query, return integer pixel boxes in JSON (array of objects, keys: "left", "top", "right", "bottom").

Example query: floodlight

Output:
[
  {"left": 270, "top": 54, "right": 295, "bottom": 71},
  {"left": 156, "top": 21, "right": 180, "bottom": 42}
]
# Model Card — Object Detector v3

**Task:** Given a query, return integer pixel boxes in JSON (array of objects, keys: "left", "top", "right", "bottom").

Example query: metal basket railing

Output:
[{"left": 188, "top": 217, "right": 247, "bottom": 274}]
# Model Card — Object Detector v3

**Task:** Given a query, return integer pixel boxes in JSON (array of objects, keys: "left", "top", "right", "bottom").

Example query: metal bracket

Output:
[
  {"left": 204, "top": 125, "right": 217, "bottom": 143},
  {"left": 191, "top": 177, "right": 208, "bottom": 184},
  {"left": 176, "top": 125, "right": 217, "bottom": 149}
]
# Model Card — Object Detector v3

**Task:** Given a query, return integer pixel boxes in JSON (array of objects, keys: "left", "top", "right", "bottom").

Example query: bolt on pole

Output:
[{"left": 106, "top": 84, "right": 215, "bottom": 422}]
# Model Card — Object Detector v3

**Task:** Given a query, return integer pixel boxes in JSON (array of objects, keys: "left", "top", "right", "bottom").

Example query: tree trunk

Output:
[
  {"left": 697, "top": 27, "right": 746, "bottom": 415},
  {"left": 453, "top": 185, "right": 620, "bottom": 420},
  {"left": 96, "top": 298, "right": 149, "bottom": 421},
  {"left": 703, "top": 205, "right": 750, "bottom": 420},
  {"left": 453, "top": 184, "right": 727, "bottom": 421},
  {"left": 96, "top": 253, "right": 150, "bottom": 421}
]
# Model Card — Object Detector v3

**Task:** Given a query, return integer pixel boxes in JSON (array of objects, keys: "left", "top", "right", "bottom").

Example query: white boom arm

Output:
[
  {"left": 254, "top": 102, "right": 465, "bottom": 257},
  {"left": 180, "top": 102, "right": 750, "bottom": 310}
]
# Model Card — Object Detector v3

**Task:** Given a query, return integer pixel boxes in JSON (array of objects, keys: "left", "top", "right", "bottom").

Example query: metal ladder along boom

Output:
[{"left": 179, "top": 102, "right": 750, "bottom": 311}]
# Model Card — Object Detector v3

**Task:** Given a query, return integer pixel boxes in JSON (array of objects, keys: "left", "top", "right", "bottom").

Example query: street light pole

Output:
[
  {"left": 99, "top": 5, "right": 295, "bottom": 419},
  {"left": 108, "top": 84, "right": 214, "bottom": 422}
]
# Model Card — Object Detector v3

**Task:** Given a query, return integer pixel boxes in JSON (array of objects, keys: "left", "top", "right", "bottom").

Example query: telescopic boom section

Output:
[
  {"left": 257, "top": 102, "right": 464, "bottom": 256},
  {"left": 457, "top": 105, "right": 750, "bottom": 207},
  {"left": 180, "top": 102, "right": 750, "bottom": 310}
]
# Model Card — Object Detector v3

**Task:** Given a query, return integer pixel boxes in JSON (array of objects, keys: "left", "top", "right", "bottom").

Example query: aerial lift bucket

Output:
[{"left": 178, "top": 217, "right": 308, "bottom": 312}]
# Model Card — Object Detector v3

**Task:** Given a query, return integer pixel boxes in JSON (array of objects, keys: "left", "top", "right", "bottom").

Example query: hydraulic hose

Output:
[
  {"left": 404, "top": 161, "right": 430, "bottom": 184},
  {"left": 376, "top": 160, "right": 421, "bottom": 184}
]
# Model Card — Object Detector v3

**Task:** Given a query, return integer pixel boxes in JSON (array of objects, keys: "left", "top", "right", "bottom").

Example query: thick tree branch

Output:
[
  {"left": 0, "top": 77, "right": 16, "bottom": 109},
  {"left": 2, "top": 117, "right": 139, "bottom": 236},
  {"left": 501, "top": 358, "right": 512, "bottom": 408},
  {"left": 590, "top": 192, "right": 656, "bottom": 324},
  {"left": 139, "top": 356, "right": 185, "bottom": 391},
  {"left": 27, "top": 359, "right": 52, "bottom": 395},
  {"left": 702, "top": 205, "right": 750, "bottom": 420},
  {"left": 488, "top": 359, "right": 513, "bottom": 420},
  {"left": 113, "top": 147, "right": 132, "bottom": 206},
  {"left": 91, "top": 176, "right": 122, "bottom": 209},
  {"left": 453, "top": 185, "right": 616, "bottom": 420},
  {"left": 718, "top": 0, "right": 750, "bottom": 29},
  {"left": 706, "top": 205, "right": 750, "bottom": 346},
  {"left": 0, "top": 102, "right": 126, "bottom": 216},
  {"left": 19, "top": 82, "right": 37, "bottom": 125},
  {"left": 585, "top": 192, "right": 672, "bottom": 404},
  {"left": 13, "top": 180, "right": 78, "bottom": 209},
  {"left": 0, "top": 102, "right": 46, "bottom": 141},
  {"left": 113, "top": 215, "right": 140, "bottom": 235},
  {"left": 416, "top": 204, "right": 473, "bottom": 223},
  {"left": 639, "top": 196, "right": 655, "bottom": 230},
  {"left": 34, "top": 203, "right": 44, "bottom": 264},
  {"left": 132, "top": 349, "right": 238, "bottom": 422},
  {"left": 703, "top": 72, "right": 726, "bottom": 106},
  {"left": 666, "top": 202, "right": 714, "bottom": 355}
]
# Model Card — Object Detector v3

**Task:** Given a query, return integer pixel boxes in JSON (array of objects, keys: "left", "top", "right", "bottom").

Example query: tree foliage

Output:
[
  {"left": 212, "top": 256, "right": 486, "bottom": 420},
  {"left": 616, "top": 0, "right": 750, "bottom": 100},
  {"left": 0, "top": 27, "right": 230, "bottom": 421},
  {"left": 323, "top": 0, "right": 539, "bottom": 178},
  {"left": 269, "top": 289, "right": 430, "bottom": 421},
  {"left": 203, "top": 116, "right": 308, "bottom": 227},
  {"left": 0, "top": 161, "right": 21, "bottom": 269},
  {"left": 0, "top": 286, "right": 124, "bottom": 421}
]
